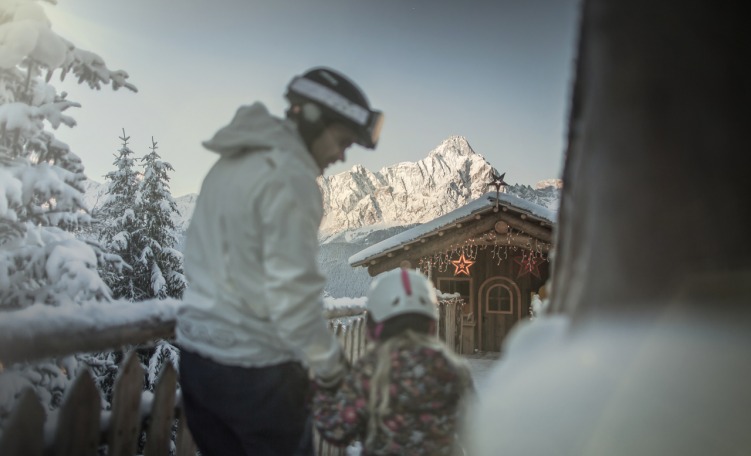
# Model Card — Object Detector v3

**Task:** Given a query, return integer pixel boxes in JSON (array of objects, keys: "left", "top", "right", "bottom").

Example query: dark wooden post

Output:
[{"left": 550, "top": 0, "right": 751, "bottom": 319}]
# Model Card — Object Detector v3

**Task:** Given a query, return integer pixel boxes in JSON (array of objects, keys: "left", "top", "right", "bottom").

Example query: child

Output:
[{"left": 313, "top": 268, "right": 475, "bottom": 455}]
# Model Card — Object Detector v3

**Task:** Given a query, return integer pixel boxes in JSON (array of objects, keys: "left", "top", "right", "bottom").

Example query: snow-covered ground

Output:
[{"left": 464, "top": 352, "right": 501, "bottom": 391}]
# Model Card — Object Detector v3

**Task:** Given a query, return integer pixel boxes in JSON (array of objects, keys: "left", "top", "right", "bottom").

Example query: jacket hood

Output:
[{"left": 202, "top": 102, "right": 306, "bottom": 159}]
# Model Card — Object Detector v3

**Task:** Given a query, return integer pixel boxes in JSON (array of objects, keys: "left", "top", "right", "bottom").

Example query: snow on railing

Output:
[
  {"left": 0, "top": 298, "right": 368, "bottom": 456},
  {"left": 0, "top": 298, "right": 366, "bottom": 366}
]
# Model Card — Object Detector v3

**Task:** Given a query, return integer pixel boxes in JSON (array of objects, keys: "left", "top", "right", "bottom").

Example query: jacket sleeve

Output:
[
  {"left": 313, "top": 362, "right": 369, "bottom": 446},
  {"left": 258, "top": 168, "right": 345, "bottom": 380}
]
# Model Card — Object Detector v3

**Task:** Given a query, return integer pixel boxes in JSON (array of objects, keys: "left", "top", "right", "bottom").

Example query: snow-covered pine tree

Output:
[
  {"left": 0, "top": 0, "right": 136, "bottom": 431},
  {"left": 136, "top": 137, "right": 185, "bottom": 302},
  {"left": 97, "top": 129, "right": 145, "bottom": 300},
  {"left": 135, "top": 137, "right": 185, "bottom": 391}
]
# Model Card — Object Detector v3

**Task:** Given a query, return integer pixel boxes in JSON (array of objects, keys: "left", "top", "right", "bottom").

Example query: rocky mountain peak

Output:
[
  {"left": 428, "top": 135, "right": 475, "bottom": 156},
  {"left": 318, "top": 137, "right": 498, "bottom": 237}
]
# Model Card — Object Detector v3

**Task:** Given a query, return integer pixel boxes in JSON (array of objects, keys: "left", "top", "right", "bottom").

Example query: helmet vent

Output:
[
  {"left": 391, "top": 298, "right": 400, "bottom": 307},
  {"left": 319, "top": 70, "right": 339, "bottom": 86},
  {"left": 400, "top": 269, "right": 413, "bottom": 296},
  {"left": 419, "top": 297, "right": 428, "bottom": 306}
]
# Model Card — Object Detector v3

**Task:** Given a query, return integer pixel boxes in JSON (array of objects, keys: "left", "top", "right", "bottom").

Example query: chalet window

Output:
[
  {"left": 438, "top": 278, "right": 470, "bottom": 304},
  {"left": 486, "top": 283, "right": 514, "bottom": 314}
]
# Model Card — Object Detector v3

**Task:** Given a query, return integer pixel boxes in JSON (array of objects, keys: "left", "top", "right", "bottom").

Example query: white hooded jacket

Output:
[{"left": 176, "top": 102, "right": 344, "bottom": 380}]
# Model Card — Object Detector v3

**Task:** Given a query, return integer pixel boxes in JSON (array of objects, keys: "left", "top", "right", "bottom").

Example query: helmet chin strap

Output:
[{"left": 368, "top": 322, "right": 385, "bottom": 341}]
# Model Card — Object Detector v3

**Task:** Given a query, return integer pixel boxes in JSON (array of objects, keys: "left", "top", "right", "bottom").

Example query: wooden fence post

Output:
[
  {"left": 51, "top": 369, "right": 101, "bottom": 456},
  {"left": 144, "top": 363, "right": 177, "bottom": 456},
  {"left": 174, "top": 411, "right": 197, "bottom": 456},
  {"left": 0, "top": 388, "right": 45, "bottom": 456},
  {"left": 107, "top": 351, "right": 144, "bottom": 456}
]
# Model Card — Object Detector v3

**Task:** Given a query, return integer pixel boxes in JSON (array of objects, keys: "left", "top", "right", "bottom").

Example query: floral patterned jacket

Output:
[{"left": 313, "top": 341, "right": 474, "bottom": 455}]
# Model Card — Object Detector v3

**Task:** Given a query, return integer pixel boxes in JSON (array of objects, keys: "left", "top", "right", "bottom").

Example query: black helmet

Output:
[{"left": 285, "top": 67, "right": 383, "bottom": 149}]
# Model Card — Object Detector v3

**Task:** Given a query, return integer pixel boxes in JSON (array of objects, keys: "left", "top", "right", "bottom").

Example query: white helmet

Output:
[{"left": 367, "top": 268, "right": 438, "bottom": 324}]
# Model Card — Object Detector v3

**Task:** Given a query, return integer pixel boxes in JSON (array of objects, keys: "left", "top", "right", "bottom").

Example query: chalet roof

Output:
[{"left": 349, "top": 192, "right": 556, "bottom": 267}]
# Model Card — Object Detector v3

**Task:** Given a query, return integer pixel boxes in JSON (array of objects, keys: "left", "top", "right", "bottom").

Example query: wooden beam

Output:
[{"left": 496, "top": 212, "right": 553, "bottom": 243}]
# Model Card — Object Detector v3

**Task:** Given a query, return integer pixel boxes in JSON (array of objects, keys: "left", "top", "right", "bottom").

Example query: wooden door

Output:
[{"left": 478, "top": 277, "right": 522, "bottom": 352}]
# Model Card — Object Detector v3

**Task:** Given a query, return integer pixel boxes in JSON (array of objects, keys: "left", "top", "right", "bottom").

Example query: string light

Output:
[{"left": 418, "top": 228, "right": 550, "bottom": 274}]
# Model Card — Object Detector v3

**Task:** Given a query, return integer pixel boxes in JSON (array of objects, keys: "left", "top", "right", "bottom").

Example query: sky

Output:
[{"left": 43, "top": 0, "right": 581, "bottom": 197}]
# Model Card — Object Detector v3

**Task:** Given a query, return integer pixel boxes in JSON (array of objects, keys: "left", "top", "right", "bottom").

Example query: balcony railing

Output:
[
  {"left": 0, "top": 299, "right": 367, "bottom": 456},
  {"left": 0, "top": 296, "right": 461, "bottom": 455}
]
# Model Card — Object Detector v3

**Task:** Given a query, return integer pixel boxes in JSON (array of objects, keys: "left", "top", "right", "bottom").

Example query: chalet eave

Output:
[{"left": 349, "top": 197, "right": 554, "bottom": 269}]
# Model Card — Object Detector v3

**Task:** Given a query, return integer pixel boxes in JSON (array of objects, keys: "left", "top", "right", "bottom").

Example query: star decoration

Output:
[
  {"left": 487, "top": 172, "right": 509, "bottom": 211},
  {"left": 514, "top": 254, "right": 541, "bottom": 278},
  {"left": 451, "top": 253, "right": 475, "bottom": 276},
  {"left": 487, "top": 171, "right": 509, "bottom": 193}
]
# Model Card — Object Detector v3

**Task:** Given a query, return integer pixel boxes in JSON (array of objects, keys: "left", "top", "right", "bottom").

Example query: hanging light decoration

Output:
[{"left": 418, "top": 226, "right": 550, "bottom": 275}]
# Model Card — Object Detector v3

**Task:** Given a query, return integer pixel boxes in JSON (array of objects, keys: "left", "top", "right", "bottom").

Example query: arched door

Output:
[{"left": 478, "top": 277, "right": 521, "bottom": 352}]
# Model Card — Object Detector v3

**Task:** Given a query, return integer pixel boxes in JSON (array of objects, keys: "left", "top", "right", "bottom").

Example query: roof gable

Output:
[{"left": 349, "top": 192, "right": 557, "bottom": 268}]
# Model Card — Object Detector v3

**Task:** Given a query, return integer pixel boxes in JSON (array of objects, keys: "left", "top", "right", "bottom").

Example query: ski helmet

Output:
[
  {"left": 285, "top": 67, "right": 384, "bottom": 149},
  {"left": 367, "top": 268, "right": 438, "bottom": 324}
]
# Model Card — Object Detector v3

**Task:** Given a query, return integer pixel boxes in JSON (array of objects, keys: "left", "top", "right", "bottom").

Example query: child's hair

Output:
[{"left": 364, "top": 313, "right": 473, "bottom": 448}]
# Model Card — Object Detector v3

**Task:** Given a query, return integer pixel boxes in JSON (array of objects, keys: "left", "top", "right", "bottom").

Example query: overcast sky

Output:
[{"left": 44, "top": 0, "right": 581, "bottom": 197}]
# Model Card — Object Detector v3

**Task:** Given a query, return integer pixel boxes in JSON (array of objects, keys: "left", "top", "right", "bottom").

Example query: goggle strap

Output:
[{"left": 289, "top": 77, "right": 370, "bottom": 126}]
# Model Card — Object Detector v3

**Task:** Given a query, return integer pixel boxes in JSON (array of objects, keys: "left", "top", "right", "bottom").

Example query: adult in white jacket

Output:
[{"left": 176, "top": 67, "right": 383, "bottom": 456}]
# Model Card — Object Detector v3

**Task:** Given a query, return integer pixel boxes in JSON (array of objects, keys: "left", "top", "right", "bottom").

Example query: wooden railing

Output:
[
  {"left": 437, "top": 297, "right": 465, "bottom": 353},
  {"left": 316, "top": 314, "right": 368, "bottom": 456},
  {"left": 0, "top": 299, "right": 367, "bottom": 456}
]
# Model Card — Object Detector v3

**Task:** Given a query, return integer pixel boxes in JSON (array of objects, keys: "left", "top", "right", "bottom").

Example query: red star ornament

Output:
[
  {"left": 514, "top": 254, "right": 541, "bottom": 278},
  {"left": 451, "top": 253, "right": 475, "bottom": 276}
]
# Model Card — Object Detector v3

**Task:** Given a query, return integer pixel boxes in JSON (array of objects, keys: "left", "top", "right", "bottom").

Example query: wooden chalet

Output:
[{"left": 350, "top": 192, "right": 556, "bottom": 354}]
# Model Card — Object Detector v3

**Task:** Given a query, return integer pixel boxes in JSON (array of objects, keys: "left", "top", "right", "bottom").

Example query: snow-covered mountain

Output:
[
  {"left": 80, "top": 179, "right": 108, "bottom": 213},
  {"left": 82, "top": 135, "right": 560, "bottom": 297},
  {"left": 318, "top": 136, "right": 499, "bottom": 238}
]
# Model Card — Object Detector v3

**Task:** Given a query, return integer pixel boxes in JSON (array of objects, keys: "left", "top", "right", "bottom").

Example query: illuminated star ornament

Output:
[
  {"left": 514, "top": 254, "right": 541, "bottom": 278},
  {"left": 487, "top": 171, "right": 509, "bottom": 211},
  {"left": 451, "top": 253, "right": 475, "bottom": 276}
]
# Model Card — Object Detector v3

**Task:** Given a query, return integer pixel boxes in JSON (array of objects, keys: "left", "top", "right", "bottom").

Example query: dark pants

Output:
[{"left": 179, "top": 349, "right": 313, "bottom": 456}]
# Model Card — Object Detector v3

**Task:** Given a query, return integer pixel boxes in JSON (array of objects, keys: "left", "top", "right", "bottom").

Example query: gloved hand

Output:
[{"left": 315, "top": 352, "right": 350, "bottom": 391}]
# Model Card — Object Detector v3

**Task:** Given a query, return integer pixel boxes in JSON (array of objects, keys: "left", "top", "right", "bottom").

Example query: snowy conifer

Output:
[
  {"left": 136, "top": 137, "right": 186, "bottom": 302},
  {"left": 0, "top": 0, "right": 136, "bottom": 431},
  {"left": 97, "top": 129, "right": 144, "bottom": 300},
  {"left": 135, "top": 137, "right": 185, "bottom": 391}
]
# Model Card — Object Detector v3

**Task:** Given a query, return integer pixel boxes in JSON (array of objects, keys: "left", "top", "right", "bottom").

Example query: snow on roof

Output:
[{"left": 349, "top": 192, "right": 557, "bottom": 267}]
